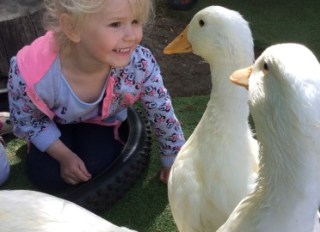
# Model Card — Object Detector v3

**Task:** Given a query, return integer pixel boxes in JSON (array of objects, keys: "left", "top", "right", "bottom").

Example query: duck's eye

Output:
[
  {"left": 199, "top": 19, "right": 205, "bottom": 27},
  {"left": 263, "top": 62, "right": 269, "bottom": 71}
]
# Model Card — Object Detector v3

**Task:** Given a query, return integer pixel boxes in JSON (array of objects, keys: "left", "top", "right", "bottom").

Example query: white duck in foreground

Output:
[
  {"left": 0, "top": 190, "right": 137, "bottom": 232},
  {"left": 217, "top": 43, "right": 320, "bottom": 232},
  {"left": 163, "top": 6, "right": 259, "bottom": 232}
]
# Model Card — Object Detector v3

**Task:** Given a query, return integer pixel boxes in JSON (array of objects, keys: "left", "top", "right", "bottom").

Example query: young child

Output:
[{"left": 7, "top": 0, "right": 185, "bottom": 193}]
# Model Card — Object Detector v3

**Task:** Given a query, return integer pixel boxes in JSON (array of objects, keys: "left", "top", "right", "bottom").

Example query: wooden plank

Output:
[
  {"left": 0, "top": 32, "right": 9, "bottom": 77},
  {"left": 0, "top": 17, "right": 28, "bottom": 76},
  {"left": 30, "top": 9, "right": 45, "bottom": 37},
  {"left": 0, "top": 8, "right": 44, "bottom": 77}
]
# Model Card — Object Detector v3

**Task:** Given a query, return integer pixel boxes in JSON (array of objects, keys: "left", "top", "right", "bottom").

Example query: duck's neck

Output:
[
  {"left": 206, "top": 61, "right": 250, "bottom": 124},
  {"left": 253, "top": 118, "right": 320, "bottom": 230}
]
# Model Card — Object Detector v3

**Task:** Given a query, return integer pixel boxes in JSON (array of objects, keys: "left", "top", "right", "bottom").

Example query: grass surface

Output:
[{"left": 0, "top": 95, "right": 209, "bottom": 232}]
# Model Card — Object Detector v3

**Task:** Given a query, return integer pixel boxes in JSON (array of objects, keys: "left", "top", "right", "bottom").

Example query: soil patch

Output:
[{"left": 142, "top": 1, "right": 212, "bottom": 97}]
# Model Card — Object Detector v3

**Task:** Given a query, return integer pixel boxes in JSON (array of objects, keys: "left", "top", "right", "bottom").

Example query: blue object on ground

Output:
[{"left": 168, "top": 0, "right": 198, "bottom": 10}]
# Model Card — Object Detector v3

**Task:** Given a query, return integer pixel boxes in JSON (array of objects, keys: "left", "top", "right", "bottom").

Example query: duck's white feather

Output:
[
  {"left": 165, "top": 6, "right": 259, "bottom": 232},
  {"left": 217, "top": 43, "right": 320, "bottom": 232},
  {"left": 0, "top": 190, "right": 137, "bottom": 232}
]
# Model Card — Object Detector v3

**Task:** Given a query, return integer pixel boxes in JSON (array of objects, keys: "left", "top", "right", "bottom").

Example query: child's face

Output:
[{"left": 77, "top": 0, "right": 144, "bottom": 68}]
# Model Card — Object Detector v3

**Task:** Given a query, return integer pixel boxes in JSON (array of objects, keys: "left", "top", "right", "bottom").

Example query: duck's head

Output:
[
  {"left": 231, "top": 43, "right": 320, "bottom": 127},
  {"left": 164, "top": 5, "right": 254, "bottom": 65}
]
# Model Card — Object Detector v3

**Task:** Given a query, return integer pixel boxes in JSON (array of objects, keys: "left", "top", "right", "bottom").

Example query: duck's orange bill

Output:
[
  {"left": 229, "top": 66, "right": 253, "bottom": 90},
  {"left": 163, "top": 26, "right": 193, "bottom": 54}
]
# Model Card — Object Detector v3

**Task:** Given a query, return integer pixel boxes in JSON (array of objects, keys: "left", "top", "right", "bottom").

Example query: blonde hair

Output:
[{"left": 43, "top": 0, "right": 154, "bottom": 49}]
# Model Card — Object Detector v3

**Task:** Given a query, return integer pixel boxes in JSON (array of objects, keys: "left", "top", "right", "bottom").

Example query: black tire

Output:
[
  {"left": 168, "top": 0, "right": 198, "bottom": 10},
  {"left": 64, "top": 106, "right": 152, "bottom": 214}
]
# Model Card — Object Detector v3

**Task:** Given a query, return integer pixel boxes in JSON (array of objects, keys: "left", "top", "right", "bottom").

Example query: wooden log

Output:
[{"left": 0, "top": 0, "right": 45, "bottom": 94}]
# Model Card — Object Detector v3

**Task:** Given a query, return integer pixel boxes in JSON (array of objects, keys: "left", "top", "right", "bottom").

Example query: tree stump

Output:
[{"left": 0, "top": 0, "right": 44, "bottom": 110}]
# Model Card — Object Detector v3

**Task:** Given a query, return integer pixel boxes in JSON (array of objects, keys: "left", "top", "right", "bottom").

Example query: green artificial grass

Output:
[{"left": 0, "top": 95, "right": 209, "bottom": 232}]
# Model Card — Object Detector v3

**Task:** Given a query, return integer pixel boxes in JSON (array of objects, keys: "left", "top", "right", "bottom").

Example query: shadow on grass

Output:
[{"left": 0, "top": 134, "right": 176, "bottom": 232}]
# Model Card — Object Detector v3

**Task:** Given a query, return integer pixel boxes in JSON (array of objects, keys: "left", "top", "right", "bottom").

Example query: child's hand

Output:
[
  {"left": 159, "top": 167, "right": 171, "bottom": 184},
  {"left": 47, "top": 139, "right": 92, "bottom": 185},
  {"left": 59, "top": 153, "right": 92, "bottom": 185}
]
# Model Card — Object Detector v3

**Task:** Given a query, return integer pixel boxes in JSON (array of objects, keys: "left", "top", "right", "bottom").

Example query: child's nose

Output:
[{"left": 123, "top": 25, "right": 135, "bottom": 40}]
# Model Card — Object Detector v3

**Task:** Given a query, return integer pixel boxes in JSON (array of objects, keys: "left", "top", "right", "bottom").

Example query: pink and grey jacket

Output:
[{"left": 7, "top": 31, "right": 185, "bottom": 167}]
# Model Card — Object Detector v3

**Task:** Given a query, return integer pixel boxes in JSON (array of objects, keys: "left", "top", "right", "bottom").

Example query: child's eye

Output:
[
  {"left": 132, "top": 19, "right": 139, "bottom": 24},
  {"left": 110, "top": 22, "right": 121, "bottom": 28}
]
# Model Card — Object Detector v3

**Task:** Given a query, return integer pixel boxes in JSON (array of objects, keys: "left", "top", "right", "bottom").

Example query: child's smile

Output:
[{"left": 113, "top": 47, "right": 132, "bottom": 57}]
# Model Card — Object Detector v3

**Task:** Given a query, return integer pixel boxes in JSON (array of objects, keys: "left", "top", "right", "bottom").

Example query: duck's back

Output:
[{"left": 0, "top": 190, "right": 136, "bottom": 232}]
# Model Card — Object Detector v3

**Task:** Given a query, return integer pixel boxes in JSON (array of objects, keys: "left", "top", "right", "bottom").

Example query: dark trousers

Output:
[{"left": 26, "top": 122, "right": 128, "bottom": 193}]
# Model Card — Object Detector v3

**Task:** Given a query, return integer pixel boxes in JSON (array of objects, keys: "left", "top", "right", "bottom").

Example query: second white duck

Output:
[
  {"left": 164, "top": 6, "right": 259, "bottom": 232},
  {"left": 218, "top": 43, "right": 320, "bottom": 232}
]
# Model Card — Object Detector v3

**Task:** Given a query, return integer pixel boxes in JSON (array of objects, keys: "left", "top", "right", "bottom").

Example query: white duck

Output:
[
  {"left": 163, "top": 6, "right": 259, "bottom": 232},
  {"left": 0, "top": 190, "right": 137, "bottom": 232},
  {"left": 217, "top": 43, "right": 320, "bottom": 232}
]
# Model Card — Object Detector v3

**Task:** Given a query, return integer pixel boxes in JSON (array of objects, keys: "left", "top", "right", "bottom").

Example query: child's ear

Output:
[{"left": 59, "top": 13, "right": 81, "bottom": 43}]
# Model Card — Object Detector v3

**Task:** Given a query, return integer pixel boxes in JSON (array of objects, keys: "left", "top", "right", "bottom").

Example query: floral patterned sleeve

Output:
[
  {"left": 139, "top": 50, "right": 185, "bottom": 168},
  {"left": 7, "top": 58, "right": 61, "bottom": 152}
]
